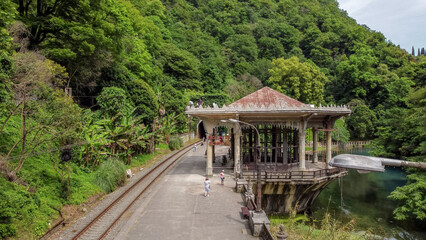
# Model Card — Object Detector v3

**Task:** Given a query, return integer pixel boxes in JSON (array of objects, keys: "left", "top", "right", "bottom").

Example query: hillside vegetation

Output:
[{"left": 0, "top": 0, "right": 425, "bottom": 238}]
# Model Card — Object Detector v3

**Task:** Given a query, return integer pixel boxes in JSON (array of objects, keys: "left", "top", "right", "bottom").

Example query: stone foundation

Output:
[
  {"left": 248, "top": 210, "right": 270, "bottom": 237},
  {"left": 252, "top": 181, "right": 334, "bottom": 213}
]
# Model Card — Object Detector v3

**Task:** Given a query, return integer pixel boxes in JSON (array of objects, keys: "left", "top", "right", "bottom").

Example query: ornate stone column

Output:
[
  {"left": 203, "top": 120, "right": 215, "bottom": 176},
  {"left": 326, "top": 130, "right": 332, "bottom": 168},
  {"left": 207, "top": 137, "right": 213, "bottom": 176},
  {"left": 283, "top": 130, "right": 288, "bottom": 164},
  {"left": 298, "top": 120, "right": 306, "bottom": 170},
  {"left": 312, "top": 127, "right": 318, "bottom": 163},
  {"left": 212, "top": 128, "right": 216, "bottom": 164},
  {"left": 234, "top": 130, "right": 241, "bottom": 177}
]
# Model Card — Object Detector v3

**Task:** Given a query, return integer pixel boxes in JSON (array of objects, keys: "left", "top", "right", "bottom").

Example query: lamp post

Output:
[
  {"left": 330, "top": 154, "right": 426, "bottom": 172},
  {"left": 227, "top": 118, "right": 262, "bottom": 212}
]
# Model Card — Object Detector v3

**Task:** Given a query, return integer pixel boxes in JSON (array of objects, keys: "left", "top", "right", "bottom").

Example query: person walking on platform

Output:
[
  {"left": 220, "top": 170, "right": 225, "bottom": 185},
  {"left": 204, "top": 177, "right": 211, "bottom": 197}
]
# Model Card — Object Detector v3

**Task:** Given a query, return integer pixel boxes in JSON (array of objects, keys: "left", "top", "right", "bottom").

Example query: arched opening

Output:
[{"left": 197, "top": 121, "right": 207, "bottom": 140}]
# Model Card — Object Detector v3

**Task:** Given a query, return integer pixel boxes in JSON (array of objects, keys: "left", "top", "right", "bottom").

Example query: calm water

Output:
[{"left": 311, "top": 148, "right": 426, "bottom": 240}]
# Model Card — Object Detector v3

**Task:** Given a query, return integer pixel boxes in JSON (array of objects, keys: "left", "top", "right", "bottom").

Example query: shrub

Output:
[
  {"left": 96, "top": 87, "right": 134, "bottom": 118},
  {"left": 126, "top": 79, "right": 158, "bottom": 124},
  {"left": 93, "top": 159, "right": 126, "bottom": 193},
  {"left": 0, "top": 224, "right": 16, "bottom": 238},
  {"left": 0, "top": 177, "right": 38, "bottom": 238},
  {"left": 168, "top": 136, "right": 183, "bottom": 150}
]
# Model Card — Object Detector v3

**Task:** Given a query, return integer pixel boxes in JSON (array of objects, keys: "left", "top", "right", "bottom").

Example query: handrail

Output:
[
  {"left": 306, "top": 140, "right": 370, "bottom": 148},
  {"left": 242, "top": 167, "right": 346, "bottom": 180},
  {"left": 243, "top": 184, "right": 257, "bottom": 210}
]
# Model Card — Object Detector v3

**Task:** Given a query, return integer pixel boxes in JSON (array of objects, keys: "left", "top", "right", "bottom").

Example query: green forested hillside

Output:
[{"left": 0, "top": 0, "right": 425, "bottom": 238}]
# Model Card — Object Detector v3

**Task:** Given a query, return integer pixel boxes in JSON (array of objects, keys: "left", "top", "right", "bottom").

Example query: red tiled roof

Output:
[{"left": 228, "top": 87, "right": 306, "bottom": 108}]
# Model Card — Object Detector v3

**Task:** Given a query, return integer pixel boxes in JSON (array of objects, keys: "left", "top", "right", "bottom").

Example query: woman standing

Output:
[{"left": 204, "top": 177, "right": 211, "bottom": 197}]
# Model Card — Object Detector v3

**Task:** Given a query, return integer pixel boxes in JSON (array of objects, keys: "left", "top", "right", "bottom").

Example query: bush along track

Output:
[{"left": 43, "top": 141, "right": 197, "bottom": 239}]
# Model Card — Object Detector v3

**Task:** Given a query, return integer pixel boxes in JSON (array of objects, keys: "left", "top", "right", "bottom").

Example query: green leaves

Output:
[
  {"left": 223, "top": 34, "right": 258, "bottom": 63},
  {"left": 159, "top": 83, "right": 187, "bottom": 129},
  {"left": 0, "top": 178, "right": 34, "bottom": 238},
  {"left": 97, "top": 87, "right": 135, "bottom": 119},
  {"left": 389, "top": 173, "right": 426, "bottom": 220},
  {"left": 258, "top": 37, "right": 284, "bottom": 59},
  {"left": 157, "top": 113, "right": 179, "bottom": 144},
  {"left": 80, "top": 113, "right": 154, "bottom": 167},
  {"left": 268, "top": 56, "right": 326, "bottom": 105},
  {"left": 345, "top": 99, "right": 377, "bottom": 140},
  {"left": 160, "top": 43, "right": 202, "bottom": 90},
  {"left": 93, "top": 159, "right": 126, "bottom": 194},
  {"left": 0, "top": 0, "right": 15, "bottom": 53},
  {"left": 371, "top": 86, "right": 426, "bottom": 220},
  {"left": 126, "top": 79, "right": 158, "bottom": 123}
]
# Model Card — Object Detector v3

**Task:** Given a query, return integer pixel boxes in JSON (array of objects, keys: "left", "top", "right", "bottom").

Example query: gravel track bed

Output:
[
  {"left": 101, "top": 155, "right": 184, "bottom": 240},
  {"left": 46, "top": 146, "right": 192, "bottom": 240}
]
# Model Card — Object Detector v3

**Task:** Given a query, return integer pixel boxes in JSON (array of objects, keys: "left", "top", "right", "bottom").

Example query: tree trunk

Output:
[
  {"left": 18, "top": 0, "right": 25, "bottom": 16},
  {"left": 16, "top": 100, "right": 27, "bottom": 174},
  {"left": 67, "top": 162, "right": 70, "bottom": 200}
]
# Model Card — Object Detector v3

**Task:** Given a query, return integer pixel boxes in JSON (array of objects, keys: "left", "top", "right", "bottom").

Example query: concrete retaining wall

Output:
[
  {"left": 179, "top": 132, "right": 195, "bottom": 143},
  {"left": 253, "top": 181, "right": 334, "bottom": 214}
]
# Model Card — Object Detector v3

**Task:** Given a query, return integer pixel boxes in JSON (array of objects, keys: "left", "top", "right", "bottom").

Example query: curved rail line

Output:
[{"left": 68, "top": 142, "right": 200, "bottom": 240}]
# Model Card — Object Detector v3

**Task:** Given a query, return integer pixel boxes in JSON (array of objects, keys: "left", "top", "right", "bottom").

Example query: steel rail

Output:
[{"left": 71, "top": 142, "right": 200, "bottom": 240}]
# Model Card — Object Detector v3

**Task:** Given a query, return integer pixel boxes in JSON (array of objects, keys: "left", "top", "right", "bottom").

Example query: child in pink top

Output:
[{"left": 220, "top": 170, "right": 225, "bottom": 185}]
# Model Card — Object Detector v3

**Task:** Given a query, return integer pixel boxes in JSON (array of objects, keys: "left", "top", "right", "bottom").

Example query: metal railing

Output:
[
  {"left": 306, "top": 140, "right": 369, "bottom": 148},
  {"left": 264, "top": 167, "right": 344, "bottom": 180},
  {"left": 242, "top": 166, "right": 346, "bottom": 180}
]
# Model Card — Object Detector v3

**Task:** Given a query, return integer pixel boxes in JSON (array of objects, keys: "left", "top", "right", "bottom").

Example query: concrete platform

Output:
[{"left": 115, "top": 144, "right": 258, "bottom": 240}]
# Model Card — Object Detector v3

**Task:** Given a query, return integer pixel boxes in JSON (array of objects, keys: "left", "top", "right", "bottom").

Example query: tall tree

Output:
[
  {"left": 268, "top": 56, "right": 326, "bottom": 105},
  {"left": 374, "top": 87, "right": 426, "bottom": 220},
  {"left": 126, "top": 79, "right": 158, "bottom": 124},
  {"left": 412, "top": 46, "right": 415, "bottom": 56},
  {"left": 330, "top": 46, "right": 381, "bottom": 107},
  {"left": 0, "top": 0, "right": 16, "bottom": 105},
  {"left": 346, "top": 99, "right": 377, "bottom": 140},
  {"left": 0, "top": 0, "right": 15, "bottom": 52},
  {"left": 0, "top": 51, "right": 82, "bottom": 180},
  {"left": 13, "top": 0, "right": 156, "bottom": 96}
]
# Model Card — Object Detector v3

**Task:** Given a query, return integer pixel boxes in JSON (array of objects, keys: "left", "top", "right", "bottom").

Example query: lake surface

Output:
[{"left": 311, "top": 148, "right": 426, "bottom": 240}]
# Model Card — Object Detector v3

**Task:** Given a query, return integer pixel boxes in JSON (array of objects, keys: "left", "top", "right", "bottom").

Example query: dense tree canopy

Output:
[
  {"left": 1, "top": 0, "right": 425, "bottom": 237},
  {"left": 373, "top": 87, "right": 426, "bottom": 220},
  {"left": 97, "top": 87, "right": 135, "bottom": 119},
  {"left": 268, "top": 57, "right": 326, "bottom": 105}
]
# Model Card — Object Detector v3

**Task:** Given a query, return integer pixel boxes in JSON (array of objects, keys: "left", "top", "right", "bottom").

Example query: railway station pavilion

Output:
[{"left": 186, "top": 87, "right": 351, "bottom": 213}]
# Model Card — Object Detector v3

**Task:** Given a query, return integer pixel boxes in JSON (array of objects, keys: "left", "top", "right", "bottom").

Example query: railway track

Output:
[{"left": 44, "top": 142, "right": 199, "bottom": 240}]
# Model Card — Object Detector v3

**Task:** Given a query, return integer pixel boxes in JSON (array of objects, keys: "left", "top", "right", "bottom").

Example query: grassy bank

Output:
[
  {"left": 0, "top": 139, "right": 196, "bottom": 239},
  {"left": 269, "top": 213, "right": 371, "bottom": 240},
  {"left": 0, "top": 153, "right": 103, "bottom": 239}
]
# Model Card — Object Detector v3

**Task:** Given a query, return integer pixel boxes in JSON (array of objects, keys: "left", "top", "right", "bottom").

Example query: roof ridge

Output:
[{"left": 229, "top": 87, "right": 305, "bottom": 108}]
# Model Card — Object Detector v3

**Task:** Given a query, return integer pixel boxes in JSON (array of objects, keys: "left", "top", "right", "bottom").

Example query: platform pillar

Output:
[
  {"left": 207, "top": 136, "right": 213, "bottom": 176},
  {"left": 326, "top": 130, "right": 332, "bottom": 168},
  {"left": 299, "top": 121, "right": 306, "bottom": 170},
  {"left": 313, "top": 127, "right": 318, "bottom": 163},
  {"left": 234, "top": 132, "right": 241, "bottom": 177}
]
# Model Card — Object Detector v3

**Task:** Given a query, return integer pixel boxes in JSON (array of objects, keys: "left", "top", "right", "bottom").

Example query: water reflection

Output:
[{"left": 311, "top": 148, "right": 426, "bottom": 240}]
